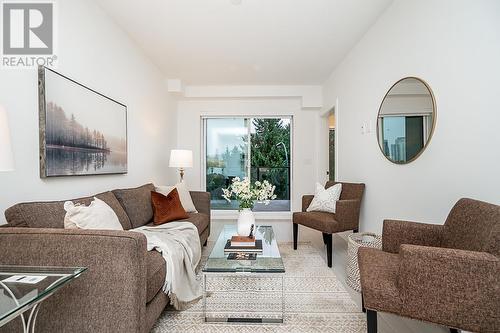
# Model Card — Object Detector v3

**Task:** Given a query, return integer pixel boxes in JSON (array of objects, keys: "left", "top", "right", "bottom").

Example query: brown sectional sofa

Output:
[{"left": 0, "top": 183, "right": 211, "bottom": 333}]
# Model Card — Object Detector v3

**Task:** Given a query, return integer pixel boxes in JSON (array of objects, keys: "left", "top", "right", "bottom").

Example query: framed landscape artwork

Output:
[{"left": 38, "top": 66, "right": 128, "bottom": 177}]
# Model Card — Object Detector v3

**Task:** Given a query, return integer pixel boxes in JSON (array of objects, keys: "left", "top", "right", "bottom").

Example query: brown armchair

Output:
[
  {"left": 358, "top": 198, "right": 500, "bottom": 333},
  {"left": 292, "top": 181, "right": 365, "bottom": 267}
]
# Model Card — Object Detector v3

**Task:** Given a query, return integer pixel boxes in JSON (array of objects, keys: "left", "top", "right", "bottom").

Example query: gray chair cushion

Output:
[
  {"left": 112, "top": 184, "right": 155, "bottom": 229},
  {"left": 4, "top": 191, "right": 132, "bottom": 230}
]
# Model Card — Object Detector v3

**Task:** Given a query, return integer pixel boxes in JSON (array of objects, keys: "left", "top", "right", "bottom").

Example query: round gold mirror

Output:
[{"left": 377, "top": 77, "right": 436, "bottom": 164}]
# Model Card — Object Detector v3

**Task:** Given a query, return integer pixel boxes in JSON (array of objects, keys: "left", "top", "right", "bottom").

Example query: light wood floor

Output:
[{"left": 210, "top": 220, "right": 462, "bottom": 333}]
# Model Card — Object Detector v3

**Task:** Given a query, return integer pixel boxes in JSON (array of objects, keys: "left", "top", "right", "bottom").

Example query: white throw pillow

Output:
[
  {"left": 306, "top": 183, "right": 342, "bottom": 214},
  {"left": 64, "top": 197, "right": 123, "bottom": 230},
  {"left": 155, "top": 182, "right": 198, "bottom": 213}
]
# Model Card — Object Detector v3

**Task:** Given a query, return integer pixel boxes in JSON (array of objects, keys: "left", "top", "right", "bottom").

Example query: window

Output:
[
  {"left": 203, "top": 117, "right": 291, "bottom": 212},
  {"left": 380, "top": 115, "right": 429, "bottom": 163}
]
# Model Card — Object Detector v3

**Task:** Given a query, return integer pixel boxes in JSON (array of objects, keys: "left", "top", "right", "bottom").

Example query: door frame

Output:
[{"left": 320, "top": 97, "right": 339, "bottom": 183}]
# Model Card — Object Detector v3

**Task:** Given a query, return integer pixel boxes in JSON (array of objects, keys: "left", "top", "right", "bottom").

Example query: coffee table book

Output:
[
  {"left": 227, "top": 253, "right": 257, "bottom": 260},
  {"left": 224, "top": 239, "right": 263, "bottom": 253},
  {"left": 230, "top": 235, "right": 256, "bottom": 247}
]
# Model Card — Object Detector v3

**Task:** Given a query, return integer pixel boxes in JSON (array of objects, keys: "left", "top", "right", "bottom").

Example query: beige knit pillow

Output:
[
  {"left": 64, "top": 197, "right": 123, "bottom": 230},
  {"left": 306, "top": 183, "right": 342, "bottom": 214}
]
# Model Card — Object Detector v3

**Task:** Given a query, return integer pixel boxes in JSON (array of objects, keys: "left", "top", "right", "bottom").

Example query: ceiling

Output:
[{"left": 95, "top": 0, "right": 393, "bottom": 85}]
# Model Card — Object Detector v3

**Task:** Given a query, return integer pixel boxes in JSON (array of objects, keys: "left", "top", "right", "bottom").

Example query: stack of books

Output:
[
  {"left": 224, "top": 235, "right": 263, "bottom": 254},
  {"left": 230, "top": 235, "right": 256, "bottom": 247}
]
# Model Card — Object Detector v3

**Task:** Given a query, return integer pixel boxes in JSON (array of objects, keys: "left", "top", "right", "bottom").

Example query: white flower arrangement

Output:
[{"left": 222, "top": 177, "right": 277, "bottom": 209}]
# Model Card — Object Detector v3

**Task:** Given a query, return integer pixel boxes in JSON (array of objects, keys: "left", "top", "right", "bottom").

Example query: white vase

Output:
[{"left": 237, "top": 208, "right": 255, "bottom": 236}]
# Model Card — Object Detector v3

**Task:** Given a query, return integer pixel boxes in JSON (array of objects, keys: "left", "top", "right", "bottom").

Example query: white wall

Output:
[
  {"left": 184, "top": 85, "right": 323, "bottom": 108},
  {"left": 0, "top": 0, "right": 176, "bottom": 223},
  {"left": 322, "top": 0, "right": 500, "bottom": 232},
  {"left": 176, "top": 97, "right": 321, "bottom": 217}
]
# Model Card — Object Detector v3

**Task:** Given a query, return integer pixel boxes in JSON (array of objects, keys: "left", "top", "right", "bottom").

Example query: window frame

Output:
[{"left": 201, "top": 115, "right": 294, "bottom": 217}]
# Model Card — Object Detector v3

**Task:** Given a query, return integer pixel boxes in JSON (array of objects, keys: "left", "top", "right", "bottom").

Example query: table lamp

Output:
[
  {"left": 169, "top": 149, "right": 192, "bottom": 182},
  {"left": 0, "top": 105, "right": 14, "bottom": 171}
]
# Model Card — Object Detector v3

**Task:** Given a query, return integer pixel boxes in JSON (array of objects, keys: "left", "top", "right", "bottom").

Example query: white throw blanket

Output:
[{"left": 132, "top": 222, "right": 202, "bottom": 310}]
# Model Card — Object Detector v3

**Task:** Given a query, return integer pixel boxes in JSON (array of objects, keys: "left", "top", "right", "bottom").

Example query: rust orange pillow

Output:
[{"left": 151, "top": 188, "right": 189, "bottom": 225}]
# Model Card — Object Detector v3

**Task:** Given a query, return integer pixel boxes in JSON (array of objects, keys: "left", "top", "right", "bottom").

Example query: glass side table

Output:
[{"left": 0, "top": 266, "right": 86, "bottom": 333}]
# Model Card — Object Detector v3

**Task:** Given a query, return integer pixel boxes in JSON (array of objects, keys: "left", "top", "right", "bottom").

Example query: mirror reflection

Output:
[{"left": 377, "top": 77, "right": 435, "bottom": 164}]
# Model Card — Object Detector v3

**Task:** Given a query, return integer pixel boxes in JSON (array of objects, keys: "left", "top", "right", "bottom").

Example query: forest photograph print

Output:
[{"left": 39, "top": 67, "right": 127, "bottom": 177}]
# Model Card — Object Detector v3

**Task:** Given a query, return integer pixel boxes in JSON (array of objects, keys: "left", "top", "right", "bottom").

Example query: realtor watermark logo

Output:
[{"left": 1, "top": 1, "right": 57, "bottom": 68}]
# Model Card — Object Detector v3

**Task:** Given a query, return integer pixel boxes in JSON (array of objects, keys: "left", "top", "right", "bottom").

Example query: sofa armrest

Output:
[
  {"left": 398, "top": 244, "right": 499, "bottom": 331},
  {"left": 335, "top": 199, "right": 361, "bottom": 230},
  {"left": 301, "top": 195, "right": 314, "bottom": 212},
  {"left": 382, "top": 219, "right": 443, "bottom": 253},
  {"left": 190, "top": 191, "right": 211, "bottom": 217},
  {"left": 0, "top": 228, "right": 148, "bottom": 333}
]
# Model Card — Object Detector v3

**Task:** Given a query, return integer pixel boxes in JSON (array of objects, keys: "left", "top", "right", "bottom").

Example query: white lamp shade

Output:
[
  {"left": 0, "top": 106, "right": 14, "bottom": 171},
  {"left": 169, "top": 149, "right": 193, "bottom": 168}
]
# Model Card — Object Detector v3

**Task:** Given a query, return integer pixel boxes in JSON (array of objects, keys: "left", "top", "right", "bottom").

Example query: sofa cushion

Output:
[
  {"left": 292, "top": 211, "right": 340, "bottom": 233},
  {"left": 178, "top": 213, "right": 210, "bottom": 234},
  {"left": 4, "top": 191, "right": 132, "bottom": 230},
  {"left": 112, "top": 184, "right": 155, "bottom": 228},
  {"left": 188, "top": 191, "right": 211, "bottom": 216},
  {"left": 146, "top": 250, "right": 166, "bottom": 303},
  {"left": 358, "top": 247, "right": 402, "bottom": 314}
]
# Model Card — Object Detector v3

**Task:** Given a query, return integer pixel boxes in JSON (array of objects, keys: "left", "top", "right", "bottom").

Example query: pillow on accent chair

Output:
[
  {"left": 151, "top": 188, "right": 189, "bottom": 225},
  {"left": 306, "top": 182, "right": 342, "bottom": 214},
  {"left": 64, "top": 197, "right": 123, "bottom": 230},
  {"left": 155, "top": 182, "right": 198, "bottom": 213}
]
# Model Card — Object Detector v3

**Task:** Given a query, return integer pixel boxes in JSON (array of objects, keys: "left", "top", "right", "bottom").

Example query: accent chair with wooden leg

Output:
[
  {"left": 358, "top": 198, "right": 500, "bottom": 333},
  {"left": 292, "top": 181, "right": 365, "bottom": 267}
]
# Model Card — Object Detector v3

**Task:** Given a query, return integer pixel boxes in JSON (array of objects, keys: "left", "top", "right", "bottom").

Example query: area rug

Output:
[{"left": 152, "top": 242, "right": 366, "bottom": 332}]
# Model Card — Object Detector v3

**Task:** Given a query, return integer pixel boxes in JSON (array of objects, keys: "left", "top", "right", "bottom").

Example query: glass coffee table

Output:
[
  {"left": 0, "top": 266, "right": 86, "bottom": 332},
  {"left": 202, "top": 225, "right": 285, "bottom": 324}
]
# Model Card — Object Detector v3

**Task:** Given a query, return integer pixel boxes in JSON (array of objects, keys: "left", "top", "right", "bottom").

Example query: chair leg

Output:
[
  {"left": 367, "top": 310, "right": 377, "bottom": 333},
  {"left": 322, "top": 232, "right": 328, "bottom": 244},
  {"left": 325, "top": 233, "right": 332, "bottom": 267},
  {"left": 293, "top": 223, "right": 298, "bottom": 250}
]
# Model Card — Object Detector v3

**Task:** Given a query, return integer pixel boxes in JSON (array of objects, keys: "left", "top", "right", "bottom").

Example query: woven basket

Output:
[{"left": 346, "top": 232, "right": 382, "bottom": 292}]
